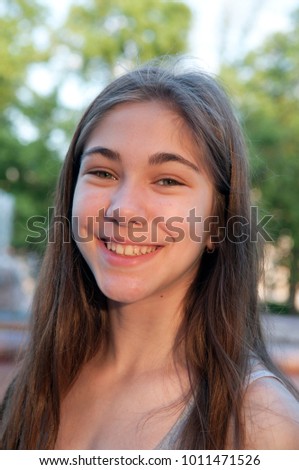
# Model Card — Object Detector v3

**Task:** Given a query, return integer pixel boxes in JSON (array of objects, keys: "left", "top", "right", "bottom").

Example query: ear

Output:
[
  {"left": 205, "top": 237, "right": 215, "bottom": 253},
  {"left": 206, "top": 236, "right": 213, "bottom": 251},
  {"left": 204, "top": 213, "right": 223, "bottom": 252}
]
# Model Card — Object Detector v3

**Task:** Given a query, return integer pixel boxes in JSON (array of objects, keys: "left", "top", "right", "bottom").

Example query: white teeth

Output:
[
  {"left": 116, "top": 244, "right": 123, "bottom": 254},
  {"left": 105, "top": 242, "right": 157, "bottom": 256},
  {"left": 124, "top": 245, "right": 134, "bottom": 256},
  {"left": 106, "top": 242, "right": 117, "bottom": 252}
]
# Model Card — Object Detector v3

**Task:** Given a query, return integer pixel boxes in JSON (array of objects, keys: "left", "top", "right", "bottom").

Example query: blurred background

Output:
[{"left": 0, "top": 0, "right": 299, "bottom": 397}]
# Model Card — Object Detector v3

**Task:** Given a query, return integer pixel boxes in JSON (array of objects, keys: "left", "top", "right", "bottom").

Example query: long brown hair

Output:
[{"left": 1, "top": 60, "right": 298, "bottom": 449}]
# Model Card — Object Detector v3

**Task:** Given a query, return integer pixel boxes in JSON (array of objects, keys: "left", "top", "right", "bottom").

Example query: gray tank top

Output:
[{"left": 155, "top": 370, "right": 284, "bottom": 450}]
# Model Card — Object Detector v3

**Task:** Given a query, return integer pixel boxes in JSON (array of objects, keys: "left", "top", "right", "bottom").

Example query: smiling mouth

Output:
[{"left": 105, "top": 241, "right": 158, "bottom": 256}]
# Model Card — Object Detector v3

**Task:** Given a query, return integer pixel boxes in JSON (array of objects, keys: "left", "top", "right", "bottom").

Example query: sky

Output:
[{"left": 186, "top": 0, "right": 299, "bottom": 72}]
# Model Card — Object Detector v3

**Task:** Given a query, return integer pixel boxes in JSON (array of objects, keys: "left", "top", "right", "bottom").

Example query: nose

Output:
[{"left": 105, "top": 181, "right": 147, "bottom": 227}]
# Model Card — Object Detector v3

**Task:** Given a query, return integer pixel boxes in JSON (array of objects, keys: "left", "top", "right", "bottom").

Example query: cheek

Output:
[
  {"left": 72, "top": 183, "right": 86, "bottom": 214},
  {"left": 72, "top": 182, "right": 107, "bottom": 219},
  {"left": 163, "top": 197, "right": 212, "bottom": 243},
  {"left": 72, "top": 185, "right": 100, "bottom": 242},
  {"left": 72, "top": 187, "right": 87, "bottom": 239}
]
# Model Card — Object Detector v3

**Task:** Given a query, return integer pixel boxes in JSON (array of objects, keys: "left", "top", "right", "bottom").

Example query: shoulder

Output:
[{"left": 242, "top": 375, "right": 299, "bottom": 449}]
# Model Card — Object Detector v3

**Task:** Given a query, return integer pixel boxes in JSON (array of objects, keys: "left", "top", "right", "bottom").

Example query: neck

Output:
[{"left": 103, "top": 293, "right": 186, "bottom": 376}]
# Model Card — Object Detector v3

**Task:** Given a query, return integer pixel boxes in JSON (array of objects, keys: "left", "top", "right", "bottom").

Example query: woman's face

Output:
[{"left": 72, "top": 101, "right": 214, "bottom": 305}]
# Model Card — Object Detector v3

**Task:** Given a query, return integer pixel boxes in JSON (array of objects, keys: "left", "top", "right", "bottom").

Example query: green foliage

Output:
[
  {"left": 0, "top": 96, "right": 62, "bottom": 251},
  {"left": 221, "top": 10, "right": 299, "bottom": 312},
  {"left": 0, "top": 0, "right": 48, "bottom": 110},
  {"left": 265, "top": 302, "right": 293, "bottom": 316},
  {"left": 57, "top": 0, "right": 191, "bottom": 80},
  {"left": 0, "top": 0, "right": 59, "bottom": 251}
]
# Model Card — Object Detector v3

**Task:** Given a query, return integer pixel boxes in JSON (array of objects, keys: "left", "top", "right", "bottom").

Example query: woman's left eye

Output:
[{"left": 157, "top": 178, "right": 183, "bottom": 186}]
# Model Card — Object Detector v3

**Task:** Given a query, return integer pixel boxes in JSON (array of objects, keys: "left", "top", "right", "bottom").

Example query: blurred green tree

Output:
[
  {"left": 221, "top": 10, "right": 299, "bottom": 313},
  {"left": 0, "top": 0, "right": 191, "bottom": 252},
  {"left": 0, "top": 0, "right": 45, "bottom": 109},
  {"left": 56, "top": 0, "right": 191, "bottom": 82},
  {"left": 0, "top": 0, "right": 62, "bottom": 251}
]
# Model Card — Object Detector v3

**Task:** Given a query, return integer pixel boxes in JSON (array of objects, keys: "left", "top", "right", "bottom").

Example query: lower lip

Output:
[{"left": 96, "top": 238, "right": 162, "bottom": 266}]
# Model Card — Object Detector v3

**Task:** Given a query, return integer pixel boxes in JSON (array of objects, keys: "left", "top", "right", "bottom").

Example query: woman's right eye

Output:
[{"left": 89, "top": 170, "right": 116, "bottom": 180}]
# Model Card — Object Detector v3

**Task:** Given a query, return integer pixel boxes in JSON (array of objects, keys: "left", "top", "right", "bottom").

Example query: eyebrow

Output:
[
  {"left": 81, "top": 146, "right": 120, "bottom": 162},
  {"left": 148, "top": 152, "right": 200, "bottom": 173},
  {"left": 81, "top": 146, "right": 200, "bottom": 173}
]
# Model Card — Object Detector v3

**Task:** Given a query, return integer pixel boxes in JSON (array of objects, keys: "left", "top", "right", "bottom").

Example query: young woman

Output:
[{"left": 1, "top": 61, "right": 299, "bottom": 450}]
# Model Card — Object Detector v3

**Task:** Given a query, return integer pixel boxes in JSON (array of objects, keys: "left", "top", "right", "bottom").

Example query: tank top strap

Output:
[
  {"left": 154, "top": 398, "right": 194, "bottom": 450},
  {"left": 246, "top": 369, "right": 285, "bottom": 386}
]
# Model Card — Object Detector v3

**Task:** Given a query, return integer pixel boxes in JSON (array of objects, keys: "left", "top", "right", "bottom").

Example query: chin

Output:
[
  {"left": 96, "top": 280, "right": 148, "bottom": 305},
  {"left": 103, "top": 293, "right": 147, "bottom": 306}
]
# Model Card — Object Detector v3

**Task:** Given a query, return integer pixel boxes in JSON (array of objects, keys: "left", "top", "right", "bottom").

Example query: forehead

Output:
[
  {"left": 85, "top": 100, "right": 200, "bottom": 160},
  {"left": 90, "top": 100, "right": 185, "bottom": 132}
]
